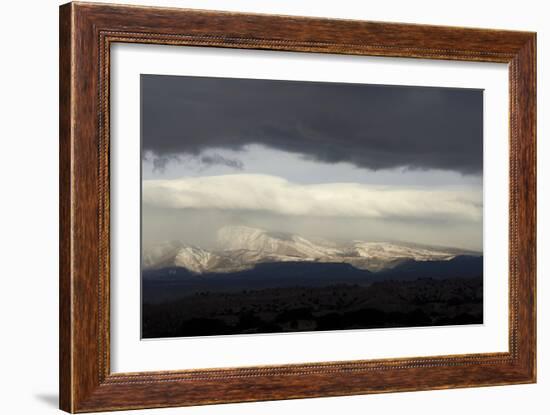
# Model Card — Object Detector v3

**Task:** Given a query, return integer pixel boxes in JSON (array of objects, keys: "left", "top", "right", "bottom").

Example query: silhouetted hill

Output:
[
  {"left": 376, "top": 255, "right": 483, "bottom": 280},
  {"left": 143, "top": 262, "right": 371, "bottom": 303},
  {"left": 142, "top": 256, "right": 482, "bottom": 303}
]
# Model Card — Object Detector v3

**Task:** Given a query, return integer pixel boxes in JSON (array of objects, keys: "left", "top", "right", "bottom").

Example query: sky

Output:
[{"left": 141, "top": 74, "right": 483, "bottom": 251}]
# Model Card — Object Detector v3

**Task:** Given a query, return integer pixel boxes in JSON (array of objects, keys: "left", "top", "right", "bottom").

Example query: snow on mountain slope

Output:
[
  {"left": 352, "top": 241, "right": 455, "bottom": 261},
  {"left": 144, "top": 244, "right": 254, "bottom": 274},
  {"left": 216, "top": 225, "right": 341, "bottom": 259},
  {"left": 173, "top": 246, "right": 223, "bottom": 274},
  {"left": 348, "top": 242, "right": 456, "bottom": 271},
  {"left": 143, "top": 226, "right": 476, "bottom": 274}
]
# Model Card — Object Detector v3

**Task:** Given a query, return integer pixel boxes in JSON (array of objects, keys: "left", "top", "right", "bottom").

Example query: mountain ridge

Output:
[{"left": 143, "top": 225, "right": 481, "bottom": 275}]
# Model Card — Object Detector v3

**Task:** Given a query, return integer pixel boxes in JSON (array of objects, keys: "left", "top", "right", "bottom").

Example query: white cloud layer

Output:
[{"left": 143, "top": 174, "right": 482, "bottom": 222}]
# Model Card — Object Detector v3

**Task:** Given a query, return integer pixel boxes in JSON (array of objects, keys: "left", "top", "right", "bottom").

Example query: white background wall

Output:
[{"left": 0, "top": 0, "right": 546, "bottom": 414}]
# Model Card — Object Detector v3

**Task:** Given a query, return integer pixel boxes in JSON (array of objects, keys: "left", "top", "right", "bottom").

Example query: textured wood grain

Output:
[
  {"left": 59, "top": 2, "right": 536, "bottom": 413},
  {"left": 59, "top": 3, "right": 73, "bottom": 412}
]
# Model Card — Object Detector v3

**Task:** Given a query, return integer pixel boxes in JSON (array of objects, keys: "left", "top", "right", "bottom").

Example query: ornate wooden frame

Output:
[{"left": 59, "top": 2, "right": 536, "bottom": 412}]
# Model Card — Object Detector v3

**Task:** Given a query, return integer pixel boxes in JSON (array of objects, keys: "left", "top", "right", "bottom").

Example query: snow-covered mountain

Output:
[
  {"left": 143, "top": 225, "right": 478, "bottom": 274},
  {"left": 345, "top": 241, "right": 458, "bottom": 272},
  {"left": 217, "top": 225, "right": 342, "bottom": 259},
  {"left": 143, "top": 242, "right": 252, "bottom": 274}
]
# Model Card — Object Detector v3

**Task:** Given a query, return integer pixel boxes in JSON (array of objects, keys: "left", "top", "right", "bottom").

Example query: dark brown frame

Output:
[{"left": 59, "top": 2, "right": 536, "bottom": 412}]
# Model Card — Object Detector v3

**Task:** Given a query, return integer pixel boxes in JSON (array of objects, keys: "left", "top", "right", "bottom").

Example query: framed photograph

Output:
[{"left": 59, "top": 2, "right": 536, "bottom": 412}]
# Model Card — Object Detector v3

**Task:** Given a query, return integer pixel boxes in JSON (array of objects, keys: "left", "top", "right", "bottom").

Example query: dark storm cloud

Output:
[
  {"left": 151, "top": 155, "right": 178, "bottom": 173},
  {"left": 199, "top": 154, "right": 244, "bottom": 170},
  {"left": 141, "top": 75, "right": 483, "bottom": 175}
]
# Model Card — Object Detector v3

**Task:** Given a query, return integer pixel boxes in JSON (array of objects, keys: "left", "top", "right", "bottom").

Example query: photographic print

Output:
[
  {"left": 141, "top": 74, "right": 483, "bottom": 339},
  {"left": 59, "top": 5, "right": 537, "bottom": 410}
]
